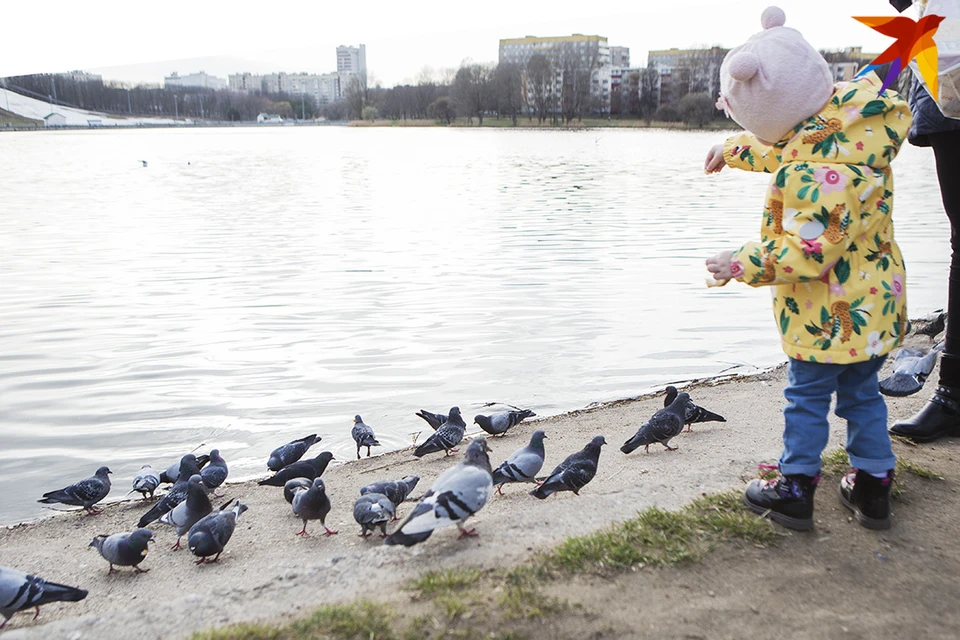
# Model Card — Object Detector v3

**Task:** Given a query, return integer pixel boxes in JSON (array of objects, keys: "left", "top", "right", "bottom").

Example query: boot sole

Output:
[
  {"left": 888, "top": 426, "right": 949, "bottom": 444},
  {"left": 838, "top": 486, "right": 891, "bottom": 530},
  {"left": 742, "top": 493, "right": 814, "bottom": 531}
]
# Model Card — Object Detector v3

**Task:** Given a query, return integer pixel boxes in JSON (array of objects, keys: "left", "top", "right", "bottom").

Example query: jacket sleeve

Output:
[
  {"left": 730, "top": 169, "right": 858, "bottom": 287},
  {"left": 723, "top": 132, "right": 782, "bottom": 173}
]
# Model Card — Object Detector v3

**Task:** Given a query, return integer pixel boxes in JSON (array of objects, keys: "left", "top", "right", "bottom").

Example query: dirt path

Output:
[{"left": 1, "top": 336, "right": 955, "bottom": 639}]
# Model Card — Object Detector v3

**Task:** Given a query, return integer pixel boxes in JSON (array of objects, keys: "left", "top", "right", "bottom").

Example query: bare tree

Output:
[
  {"left": 343, "top": 73, "right": 368, "bottom": 120},
  {"left": 638, "top": 66, "right": 660, "bottom": 124},
  {"left": 493, "top": 63, "right": 523, "bottom": 125},
  {"left": 453, "top": 63, "right": 493, "bottom": 125},
  {"left": 526, "top": 54, "right": 553, "bottom": 124}
]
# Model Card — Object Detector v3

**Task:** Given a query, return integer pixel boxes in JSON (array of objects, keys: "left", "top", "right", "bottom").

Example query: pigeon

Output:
[
  {"left": 158, "top": 475, "right": 213, "bottom": 550},
  {"left": 385, "top": 438, "right": 494, "bottom": 546},
  {"left": 200, "top": 449, "right": 228, "bottom": 495},
  {"left": 38, "top": 466, "right": 112, "bottom": 515},
  {"left": 130, "top": 465, "right": 161, "bottom": 500},
  {"left": 283, "top": 477, "right": 313, "bottom": 504},
  {"left": 914, "top": 310, "right": 946, "bottom": 339},
  {"left": 415, "top": 409, "right": 448, "bottom": 430},
  {"left": 353, "top": 493, "right": 395, "bottom": 537},
  {"left": 258, "top": 451, "right": 334, "bottom": 487},
  {"left": 621, "top": 392, "right": 691, "bottom": 454},
  {"left": 474, "top": 409, "right": 537, "bottom": 437},
  {"left": 351, "top": 415, "right": 381, "bottom": 459},
  {"left": 531, "top": 435, "right": 606, "bottom": 499},
  {"left": 880, "top": 342, "right": 944, "bottom": 397},
  {"left": 89, "top": 528, "right": 154, "bottom": 574},
  {"left": 663, "top": 386, "right": 726, "bottom": 432},
  {"left": 138, "top": 454, "right": 202, "bottom": 527},
  {"left": 491, "top": 430, "right": 547, "bottom": 494},
  {"left": 267, "top": 434, "right": 321, "bottom": 471},
  {"left": 414, "top": 407, "right": 466, "bottom": 457},
  {"left": 187, "top": 500, "right": 248, "bottom": 565},
  {"left": 360, "top": 476, "right": 421, "bottom": 508},
  {"left": 0, "top": 567, "right": 88, "bottom": 629},
  {"left": 292, "top": 478, "right": 337, "bottom": 536},
  {"left": 159, "top": 453, "right": 209, "bottom": 484}
]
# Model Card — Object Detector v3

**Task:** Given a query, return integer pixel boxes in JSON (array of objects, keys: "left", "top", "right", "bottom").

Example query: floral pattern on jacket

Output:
[{"left": 725, "top": 72, "right": 912, "bottom": 364}]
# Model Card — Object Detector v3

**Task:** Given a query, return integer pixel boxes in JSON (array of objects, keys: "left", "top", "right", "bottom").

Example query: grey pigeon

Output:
[
  {"left": 292, "top": 477, "right": 337, "bottom": 536},
  {"left": 267, "top": 434, "right": 321, "bottom": 471},
  {"left": 89, "top": 529, "right": 154, "bottom": 574},
  {"left": 360, "top": 476, "right": 420, "bottom": 508},
  {"left": 130, "top": 465, "right": 161, "bottom": 500},
  {"left": 38, "top": 466, "right": 112, "bottom": 515},
  {"left": 621, "top": 392, "right": 691, "bottom": 454},
  {"left": 351, "top": 415, "right": 381, "bottom": 459},
  {"left": 474, "top": 409, "right": 536, "bottom": 437},
  {"left": 284, "top": 477, "right": 313, "bottom": 504},
  {"left": 491, "top": 430, "right": 547, "bottom": 494},
  {"left": 415, "top": 409, "right": 448, "bottom": 430},
  {"left": 914, "top": 310, "right": 946, "bottom": 339},
  {"left": 138, "top": 454, "right": 202, "bottom": 527},
  {"left": 159, "top": 453, "right": 209, "bottom": 484},
  {"left": 385, "top": 438, "right": 494, "bottom": 546},
  {"left": 200, "top": 449, "right": 228, "bottom": 495},
  {"left": 258, "top": 451, "right": 334, "bottom": 487},
  {"left": 664, "top": 386, "right": 726, "bottom": 433},
  {"left": 532, "top": 435, "right": 606, "bottom": 499},
  {"left": 158, "top": 475, "right": 213, "bottom": 550},
  {"left": 0, "top": 567, "right": 87, "bottom": 628},
  {"left": 880, "top": 342, "right": 944, "bottom": 397},
  {"left": 187, "top": 500, "right": 248, "bottom": 565},
  {"left": 353, "top": 493, "right": 395, "bottom": 537},
  {"left": 414, "top": 407, "right": 466, "bottom": 457}
]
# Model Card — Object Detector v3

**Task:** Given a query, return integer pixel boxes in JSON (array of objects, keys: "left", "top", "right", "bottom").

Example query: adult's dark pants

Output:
[{"left": 930, "top": 130, "right": 960, "bottom": 386}]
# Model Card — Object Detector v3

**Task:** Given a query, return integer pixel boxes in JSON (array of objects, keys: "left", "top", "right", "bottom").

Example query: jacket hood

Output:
[{"left": 779, "top": 72, "right": 911, "bottom": 170}]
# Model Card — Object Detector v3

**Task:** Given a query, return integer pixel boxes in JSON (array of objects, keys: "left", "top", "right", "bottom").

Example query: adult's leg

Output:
[{"left": 891, "top": 130, "right": 960, "bottom": 441}]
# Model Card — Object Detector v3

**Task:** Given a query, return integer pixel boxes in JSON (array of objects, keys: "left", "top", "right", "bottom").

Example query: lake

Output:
[{"left": 0, "top": 126, "right": 948, "bottom": 524}]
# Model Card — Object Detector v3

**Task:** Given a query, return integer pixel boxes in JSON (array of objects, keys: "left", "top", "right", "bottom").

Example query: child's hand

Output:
[
  {"left": 706, "top": 251, "right": 735, "bottom": 280},
  {"left": 704, "top": 144, "right": 725, "bottom": 174}
]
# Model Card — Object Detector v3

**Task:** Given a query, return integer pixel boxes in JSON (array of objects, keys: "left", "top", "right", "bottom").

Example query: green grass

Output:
[
  {"left": 407, "top": 569, "right": 482, "bottom": 597},
  {"left": 190, "top": 601, "right": 397, "bottom": 640},
  {"left": 545, "top": 490, "right": 779, "bottom": 574}
]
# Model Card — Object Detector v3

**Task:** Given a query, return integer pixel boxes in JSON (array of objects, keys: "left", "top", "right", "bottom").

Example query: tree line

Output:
[{"left": 3, "top": 58, "right": 726, "bottom": 128}]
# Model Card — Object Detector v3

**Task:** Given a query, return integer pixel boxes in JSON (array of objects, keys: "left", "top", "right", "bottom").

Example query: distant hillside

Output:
[{"left": 0, "top": 106, "right": 41, "bottom": 128}]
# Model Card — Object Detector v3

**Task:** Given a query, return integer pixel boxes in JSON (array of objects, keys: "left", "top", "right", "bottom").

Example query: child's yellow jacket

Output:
[{"left": 725, "top": 73, "right": 912, "bottom": 364}]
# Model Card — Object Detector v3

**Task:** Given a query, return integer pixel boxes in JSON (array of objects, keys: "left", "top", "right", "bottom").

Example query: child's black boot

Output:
[
  {"left": 839, "top": 468, "right": 893, "bottom": 530},
  {"left": 743, "top": 469, "right": 818, "bottom": 531}
]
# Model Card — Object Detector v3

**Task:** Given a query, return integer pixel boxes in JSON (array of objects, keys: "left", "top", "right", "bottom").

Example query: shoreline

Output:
[{"left": 0, "top": 333, "right": 947, "bottom": 639}]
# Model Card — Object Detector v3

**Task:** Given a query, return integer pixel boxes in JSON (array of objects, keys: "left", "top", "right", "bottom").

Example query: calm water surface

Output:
[{"left": 0, "top": 126, "right": 947, "bottom": 524}]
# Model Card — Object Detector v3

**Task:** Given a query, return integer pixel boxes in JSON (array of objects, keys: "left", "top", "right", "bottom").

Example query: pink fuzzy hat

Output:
[{"left": 719, "top": 6, "right": 833, "bottom": 143}]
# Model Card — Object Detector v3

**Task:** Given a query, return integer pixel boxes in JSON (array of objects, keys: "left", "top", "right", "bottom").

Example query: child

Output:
[{"left": 704, "top": 6, "right": 912, "bottom": 531}]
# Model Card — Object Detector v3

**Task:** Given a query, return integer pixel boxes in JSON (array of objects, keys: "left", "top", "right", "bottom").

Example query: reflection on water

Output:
[{"left": 0, "top": 126, "right": 947, "bottom": 524}]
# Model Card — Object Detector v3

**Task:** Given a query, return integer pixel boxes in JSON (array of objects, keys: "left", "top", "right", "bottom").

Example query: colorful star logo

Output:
[{"left": 854, "top": 12, "right": 945, "bottom": 97}]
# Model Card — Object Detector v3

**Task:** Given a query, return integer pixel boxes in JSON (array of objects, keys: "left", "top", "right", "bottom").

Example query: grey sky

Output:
[{"left": 0, "top": 0, "right": 906, "bottom": 86}]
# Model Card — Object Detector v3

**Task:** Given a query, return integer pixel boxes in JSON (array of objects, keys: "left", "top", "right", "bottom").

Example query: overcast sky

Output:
[{"left": 0, "top": 0, "right": 910, "bottom": 87}]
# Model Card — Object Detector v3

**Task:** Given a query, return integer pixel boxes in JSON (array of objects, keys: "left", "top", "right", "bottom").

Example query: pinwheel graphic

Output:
[{"left": 854, "top": 12, "right": 946, "bottom": 97}]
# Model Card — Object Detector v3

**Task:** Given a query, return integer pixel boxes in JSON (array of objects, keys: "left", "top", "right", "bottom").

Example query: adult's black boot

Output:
[
  {"left": 839, "top": 468, "right": 893, "bottom": 530},
  {"left": 743, "top": 472, "right": 818, "bottom": 531},
  {"left": 889, "top": 385, "right": 960, "bottom": 443}
]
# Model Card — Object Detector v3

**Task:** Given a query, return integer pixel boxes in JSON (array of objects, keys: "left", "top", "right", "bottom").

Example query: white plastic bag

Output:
[{"left": 913, "top": 0, "right": 960, "bottom": 118}]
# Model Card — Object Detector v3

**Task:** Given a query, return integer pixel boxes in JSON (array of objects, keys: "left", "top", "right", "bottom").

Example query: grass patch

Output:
[
  {"left": 407, "top": 569, "right": 483, "bottom": 597},
  {"left": 190, "top": 600, "right": 396, "bottom": 640},
  {"left": 0, "top": 107, "right": 41, "bottom": 128},
  {"left": 545, "top": 490, "right": 779, "bottom": 574}
]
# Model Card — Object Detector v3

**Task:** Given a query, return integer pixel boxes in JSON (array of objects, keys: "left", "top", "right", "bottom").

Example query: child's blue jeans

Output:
[{"left": 779, "top": 356, "right": 896, "bottom": 477}]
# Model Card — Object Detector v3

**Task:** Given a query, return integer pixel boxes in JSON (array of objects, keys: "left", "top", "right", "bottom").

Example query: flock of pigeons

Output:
[{"left": 1, "top": 387, "right": 726, "bottom": 629}]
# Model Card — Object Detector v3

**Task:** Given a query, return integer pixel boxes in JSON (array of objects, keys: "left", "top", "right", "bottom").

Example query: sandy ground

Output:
[{"left": 1, "top": 333, "right": 955, "bottom": 639}]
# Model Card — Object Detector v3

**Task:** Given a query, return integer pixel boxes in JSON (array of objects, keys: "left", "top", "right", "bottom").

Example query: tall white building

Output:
[
  {"left": 164, "top": 71, "right": 227, "bottom": 91},
  {"left": 228, "top": 73, "right": 263, "bottom": 92},
  {"left": 337, "top": 44, "right": 367, "bottom": 76},
  {"left": 285, "top": 73, "right": 342, "bottom": 105},
  {"left": 609, "top": 46, "right": 630, "bottom": 68},
  {"left": 499, "top": 34, "right": 612, "bottom": 115}
]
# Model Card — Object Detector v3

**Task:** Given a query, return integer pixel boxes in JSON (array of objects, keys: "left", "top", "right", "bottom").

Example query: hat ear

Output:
[
  {"left": 761, "top": 6, "right": 786, "bottom": 29},
  {"left": 728, "top": 52, "right": 760, "bottom": 82}
]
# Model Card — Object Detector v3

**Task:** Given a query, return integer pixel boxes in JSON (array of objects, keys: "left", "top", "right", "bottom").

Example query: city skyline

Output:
[{"left": 1, "top": 1, "right": 910, "bottom": 88}]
